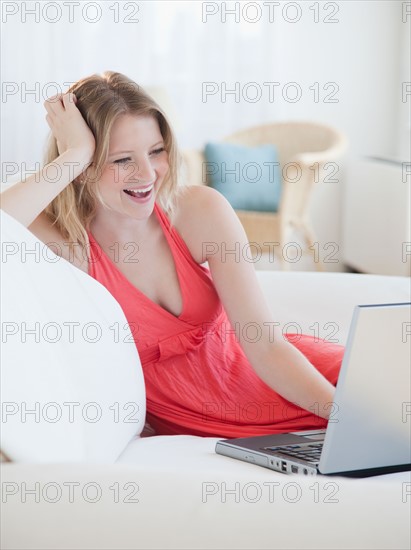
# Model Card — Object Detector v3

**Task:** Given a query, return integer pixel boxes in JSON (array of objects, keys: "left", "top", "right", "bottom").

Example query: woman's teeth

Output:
[{"left": 123, "top": 184, "right": 154, "bottom": 199}]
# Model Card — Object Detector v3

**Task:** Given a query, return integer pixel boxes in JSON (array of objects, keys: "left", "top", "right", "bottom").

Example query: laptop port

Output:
[
  {"left": 281, "top": 461, "right": 287, "bottom": 472},
  {"left": 291, "top": 465, "right": 298, "bottom": 474},
  {"left": 303, "top": 468, "right": 308, "bottom": 475}
]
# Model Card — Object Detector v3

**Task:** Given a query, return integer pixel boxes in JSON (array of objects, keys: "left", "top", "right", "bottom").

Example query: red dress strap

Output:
[{"left": 153, "top": 202, "right": 204, "bottom": 269}]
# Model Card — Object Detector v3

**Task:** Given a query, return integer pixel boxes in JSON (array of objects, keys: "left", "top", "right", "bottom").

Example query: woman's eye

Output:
[
  {"left": 114, "top": 157, "right": 132, "bottom": 164},
  {"left": 113, "top": 149, "right": 165, "bottom": 164},
  {"left": 150, "top": 147, "right": 165, "bottom": 155}
]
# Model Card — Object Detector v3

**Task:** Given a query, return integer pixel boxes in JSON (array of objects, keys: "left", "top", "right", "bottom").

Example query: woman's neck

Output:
[{"left": 89, "top": 206, "right": 159, "bottom": 244}]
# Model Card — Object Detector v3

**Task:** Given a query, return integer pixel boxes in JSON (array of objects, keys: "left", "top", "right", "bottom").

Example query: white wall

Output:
[
  {"left": 1, "top": 1, "right": 408, "bottom": 272},
  {"left": 2, "top": 2, "right": 406, "bottom": 162},
  {"left": 396, "top": 3, "right": 411, "bottom": 161}
]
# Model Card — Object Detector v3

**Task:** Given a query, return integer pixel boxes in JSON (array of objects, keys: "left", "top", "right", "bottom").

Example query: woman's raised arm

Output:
[{"left": 0, "top": 93, "right": 95, "bottom": 228}]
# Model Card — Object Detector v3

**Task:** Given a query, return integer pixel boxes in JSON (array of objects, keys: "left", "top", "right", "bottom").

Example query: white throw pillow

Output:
[{"left": 0, "top": 210, "right": 146, "bottom": 463}]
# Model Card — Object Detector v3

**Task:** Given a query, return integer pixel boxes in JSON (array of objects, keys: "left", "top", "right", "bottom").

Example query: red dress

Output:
[{"left": 87, "top": 202, "right": 345, "bottom": 438}]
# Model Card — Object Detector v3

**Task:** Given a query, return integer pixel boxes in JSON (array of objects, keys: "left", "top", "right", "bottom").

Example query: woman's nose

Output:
[{"left": 135, "top": 157, "right": 155, "bottom": 183}]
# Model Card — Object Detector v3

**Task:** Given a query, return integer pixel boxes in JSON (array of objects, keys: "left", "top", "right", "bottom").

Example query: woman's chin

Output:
[{"left": 121, "top": 188, "right": 160, "bottom": 218}]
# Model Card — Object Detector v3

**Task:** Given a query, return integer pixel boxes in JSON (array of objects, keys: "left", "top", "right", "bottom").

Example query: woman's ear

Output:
[
  {"left": 75, "top": 164, "right": 92, "bottom": 185},
  {"left": 73, "top": 174, "right": 86, "bottom": 186}
]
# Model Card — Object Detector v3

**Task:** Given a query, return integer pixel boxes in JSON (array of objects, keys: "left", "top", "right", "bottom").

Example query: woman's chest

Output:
[{"left": 94, "top": 234, "right": 184, "bottom": 318}]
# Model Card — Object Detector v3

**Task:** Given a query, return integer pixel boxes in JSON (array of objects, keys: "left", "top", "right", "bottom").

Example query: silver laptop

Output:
[{"left": 215, "top": 303, "right": 411, "bottom": 477}]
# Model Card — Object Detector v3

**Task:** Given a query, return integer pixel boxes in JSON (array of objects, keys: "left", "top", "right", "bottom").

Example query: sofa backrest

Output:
[{"left": 1, "top": 210, "right": 146, "bottom": 463}]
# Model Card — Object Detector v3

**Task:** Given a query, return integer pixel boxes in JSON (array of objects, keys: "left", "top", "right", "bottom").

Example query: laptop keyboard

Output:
[{"left": 263, "top": 443, "right": 323, "bottom": 464}]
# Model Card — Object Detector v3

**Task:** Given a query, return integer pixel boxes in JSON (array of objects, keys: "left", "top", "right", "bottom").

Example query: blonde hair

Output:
[{"left": 43, "top": 71, "right": 186, "bottom": 259}]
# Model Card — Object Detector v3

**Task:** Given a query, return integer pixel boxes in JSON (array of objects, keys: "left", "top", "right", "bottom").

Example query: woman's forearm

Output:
[
  {"left": 251, "top": 339, "right": 336, "bottom": 420},
  {"left": 0, "top": 148, "right": 92, "bottom": 228}
]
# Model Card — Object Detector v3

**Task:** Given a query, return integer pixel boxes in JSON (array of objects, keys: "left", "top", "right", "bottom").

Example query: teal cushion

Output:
[{"left": 204, "top": 142, "right": 282, "bottom": 212}]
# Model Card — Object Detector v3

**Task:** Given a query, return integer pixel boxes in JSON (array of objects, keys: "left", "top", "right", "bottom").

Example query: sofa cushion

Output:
[
  {"left": 204, "top": 141, "right": 282, "bottom": 212},
  {"left": 0, "top": 210, "right": 146, "bottom": 463}
]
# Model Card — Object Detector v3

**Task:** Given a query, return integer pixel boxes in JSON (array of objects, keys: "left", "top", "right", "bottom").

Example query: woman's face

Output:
[{"left": 93, "top": 114, "right": 169, "bottom": 220}]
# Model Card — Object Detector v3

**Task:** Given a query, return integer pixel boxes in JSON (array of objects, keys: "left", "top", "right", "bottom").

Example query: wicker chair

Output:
[{"left": 181, "top": 121, "right": 348, "bottom": 271}]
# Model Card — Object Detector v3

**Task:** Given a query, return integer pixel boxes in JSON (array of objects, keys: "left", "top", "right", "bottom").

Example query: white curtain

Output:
[{"left": 1, "top": 1, "right": 408, "bottom": 177}]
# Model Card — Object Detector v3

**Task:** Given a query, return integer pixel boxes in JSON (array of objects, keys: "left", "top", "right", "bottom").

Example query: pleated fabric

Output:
[{"left": 87, "top": 202, "right": 345, "bottom": 437}]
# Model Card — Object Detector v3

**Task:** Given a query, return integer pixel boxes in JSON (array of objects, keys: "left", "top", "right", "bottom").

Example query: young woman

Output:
[{"left": 1, "top": 71, "right": 345, "bottom": 437}]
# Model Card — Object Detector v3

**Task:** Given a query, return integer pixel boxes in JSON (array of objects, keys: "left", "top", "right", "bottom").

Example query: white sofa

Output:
[{"left": 1, "top": 209, "right": 410, "bottom": 550}]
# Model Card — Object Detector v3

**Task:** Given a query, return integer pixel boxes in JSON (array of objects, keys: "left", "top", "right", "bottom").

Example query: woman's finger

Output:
[
  {"left": 62, "top": 93, "right": 76, "bottom": 109},
  {"left": 45, "top": 93, "right": 66, "bottom": 114},
  {"left": 44, "top": 95, "right": 60, "bottom": 115}
]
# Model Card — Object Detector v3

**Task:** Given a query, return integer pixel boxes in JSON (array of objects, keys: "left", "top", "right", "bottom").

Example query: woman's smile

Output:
[{"left": 123, "top": 181, "right": 156, "bottom": 203}]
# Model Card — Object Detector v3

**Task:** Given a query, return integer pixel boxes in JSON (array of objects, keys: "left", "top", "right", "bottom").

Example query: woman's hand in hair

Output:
[{"left": 44, "top": 92, "right": 96, "bottom": 162}]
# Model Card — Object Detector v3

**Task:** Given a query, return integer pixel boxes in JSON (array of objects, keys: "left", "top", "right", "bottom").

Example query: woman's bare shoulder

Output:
[
  {"left": 171, "top": 185, "right": 236, "bottom": 264},
  {"left": 173, "top": 184, "right": 223, "bottom": 215}
]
